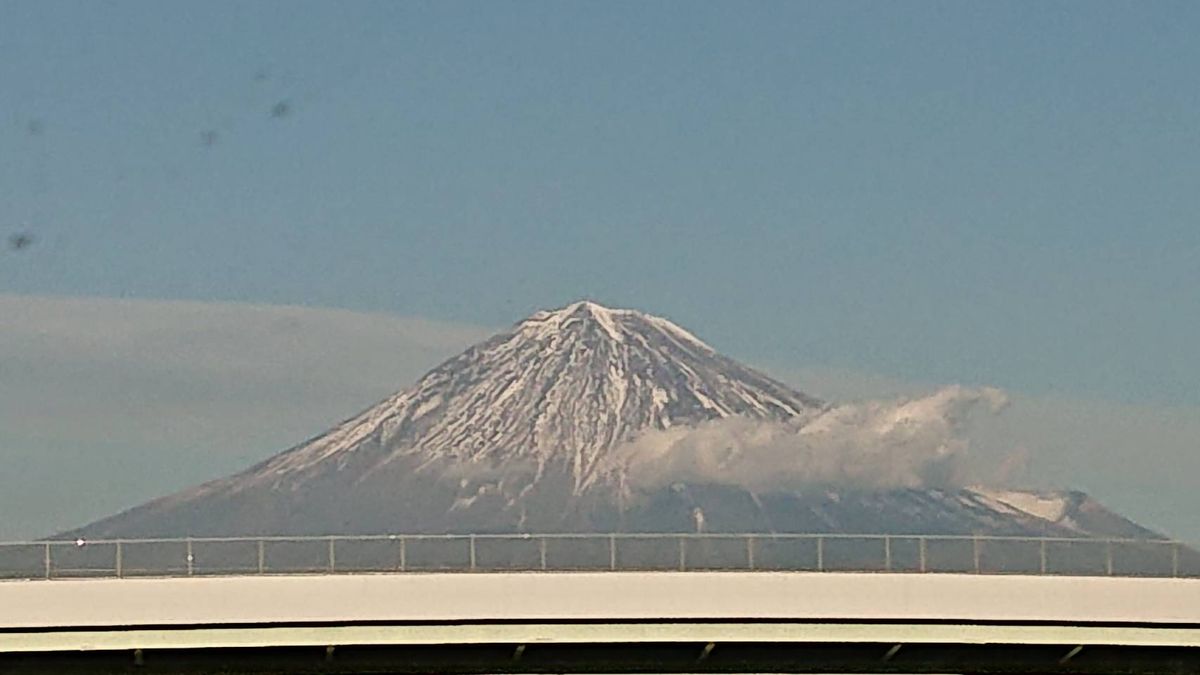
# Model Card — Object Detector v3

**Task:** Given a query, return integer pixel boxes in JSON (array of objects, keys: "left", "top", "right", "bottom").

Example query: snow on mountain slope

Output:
[
  {"left": 244, "top": 300, "right": 825, "bottom": 492},
  {"left": 973, "top": 488, "right": 1070, "bottom": 523}
]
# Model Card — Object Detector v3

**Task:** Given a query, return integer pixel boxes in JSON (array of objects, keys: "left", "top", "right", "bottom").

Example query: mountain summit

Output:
[
  {"left": 252, "top": 299, "right": 824, "bottom": 495},
  {"left": 69, "top": 301, "right": 1160, "bottom": 540}
]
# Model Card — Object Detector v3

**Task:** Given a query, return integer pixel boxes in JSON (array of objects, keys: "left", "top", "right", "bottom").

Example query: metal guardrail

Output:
[{"left": 0, "top": 533, "right": 1196, "bottom": 580}]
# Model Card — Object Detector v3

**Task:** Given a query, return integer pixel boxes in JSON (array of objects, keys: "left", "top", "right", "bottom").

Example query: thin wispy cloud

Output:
[{"left": 0, "top": 294, "right": 492, "bottom": 539}]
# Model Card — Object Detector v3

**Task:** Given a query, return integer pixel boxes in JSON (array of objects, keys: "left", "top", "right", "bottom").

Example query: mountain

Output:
[{"left": 65, "top": 301, "right": 1163, "bottom": 542}]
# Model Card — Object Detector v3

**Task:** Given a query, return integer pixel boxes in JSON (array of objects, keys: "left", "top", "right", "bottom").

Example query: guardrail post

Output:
[
  {"left": 609, "top": 534, "right": 617, "bottom": 570},
  {"left": 539, "top": 537, "right": 547, "bottom": 571},
  {"left": 747, "top": 535, "right": 756, "bottom": 571},
  {"left": 884, "top": 536, "right": 892, "bottom": 572},
  {"left": 1106, "top": 540, "right": 1114, "bottom": 576},
  {"left": 328, "top": 538, "right": 336, "bottom": 573},
  {"left": 43, "top": 542, "right": 51, "bottom": 580},
  {"left": 1173, "top": 542, "right": 1180, "bottom": 577},
  {"left": 186, "top": 539, "right": 194, "bottom": 576},
  {"left": 1039, "top": 539, "right": 1047, "bottom": 575},
  {"left": 116, "top": 541, "right": 123, "bottom": 579},
  {"left": 679, "top": 537, "right": 687, "bottom": 571},
  {"left": 918, "top": 537, "right": 927, "bottom": 573},
  {"left": 398, "top": 537, "right": 406, "bottom": 572},
  {"left": 257, "top": 540, "right": 265, "bottom": 574},
  {"left": 816, "top": 536, "right": 824, "bottom": 571},
  {"left": 468, "top": 535, "right": 476, "bottom": 571},
  {"left": 972, "top": 536, "right": 981, "bottom": 574}
]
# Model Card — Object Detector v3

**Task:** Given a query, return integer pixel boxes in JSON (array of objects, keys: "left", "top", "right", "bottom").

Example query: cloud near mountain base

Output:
[{"left": 611, "top": 385, "right": 1010, "bottom": 492}]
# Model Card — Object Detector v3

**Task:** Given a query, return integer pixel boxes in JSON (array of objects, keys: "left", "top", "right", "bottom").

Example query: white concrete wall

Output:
[{"left": 2, "top": 572, "right": 1200, "bottom": 630}]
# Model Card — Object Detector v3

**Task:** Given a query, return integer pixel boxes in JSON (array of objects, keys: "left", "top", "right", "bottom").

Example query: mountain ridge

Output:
[{"left": 64, "top": 301, "right": 1165, "bottom": 542}]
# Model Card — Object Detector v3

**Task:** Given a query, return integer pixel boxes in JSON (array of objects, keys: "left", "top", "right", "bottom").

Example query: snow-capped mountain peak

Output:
[
  {"left": 237, "top": 301, "right": 825, "bottom": 492},
  {"left": 519, "top": 300, "right": 714, "bottom": 351},
  {"left": 66, "top": 301, "right": 1169, "bottom": 542}
]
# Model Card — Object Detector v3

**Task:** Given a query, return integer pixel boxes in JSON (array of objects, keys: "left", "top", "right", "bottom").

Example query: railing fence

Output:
[{"left": 0, "top": 533, "right": 1195, "bottom": 581}]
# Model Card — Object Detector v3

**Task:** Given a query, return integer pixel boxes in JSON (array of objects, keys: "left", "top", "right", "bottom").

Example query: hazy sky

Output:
[{"left": 2, "top": 2, "right": 1199, "bottom": 539}]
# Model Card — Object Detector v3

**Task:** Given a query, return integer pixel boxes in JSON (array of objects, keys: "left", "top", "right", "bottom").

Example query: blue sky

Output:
[{"left": 3, "top": 0, "right": 1198, "bottom": 407}]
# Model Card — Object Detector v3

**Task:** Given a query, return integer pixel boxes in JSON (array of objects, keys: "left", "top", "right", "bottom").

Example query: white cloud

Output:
[
  {"left": 610, "top": 386, "right": 1009, "bottom": 492},
  {"left": 778, "top": 366, "right": 1200, "bottom": 544}
]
